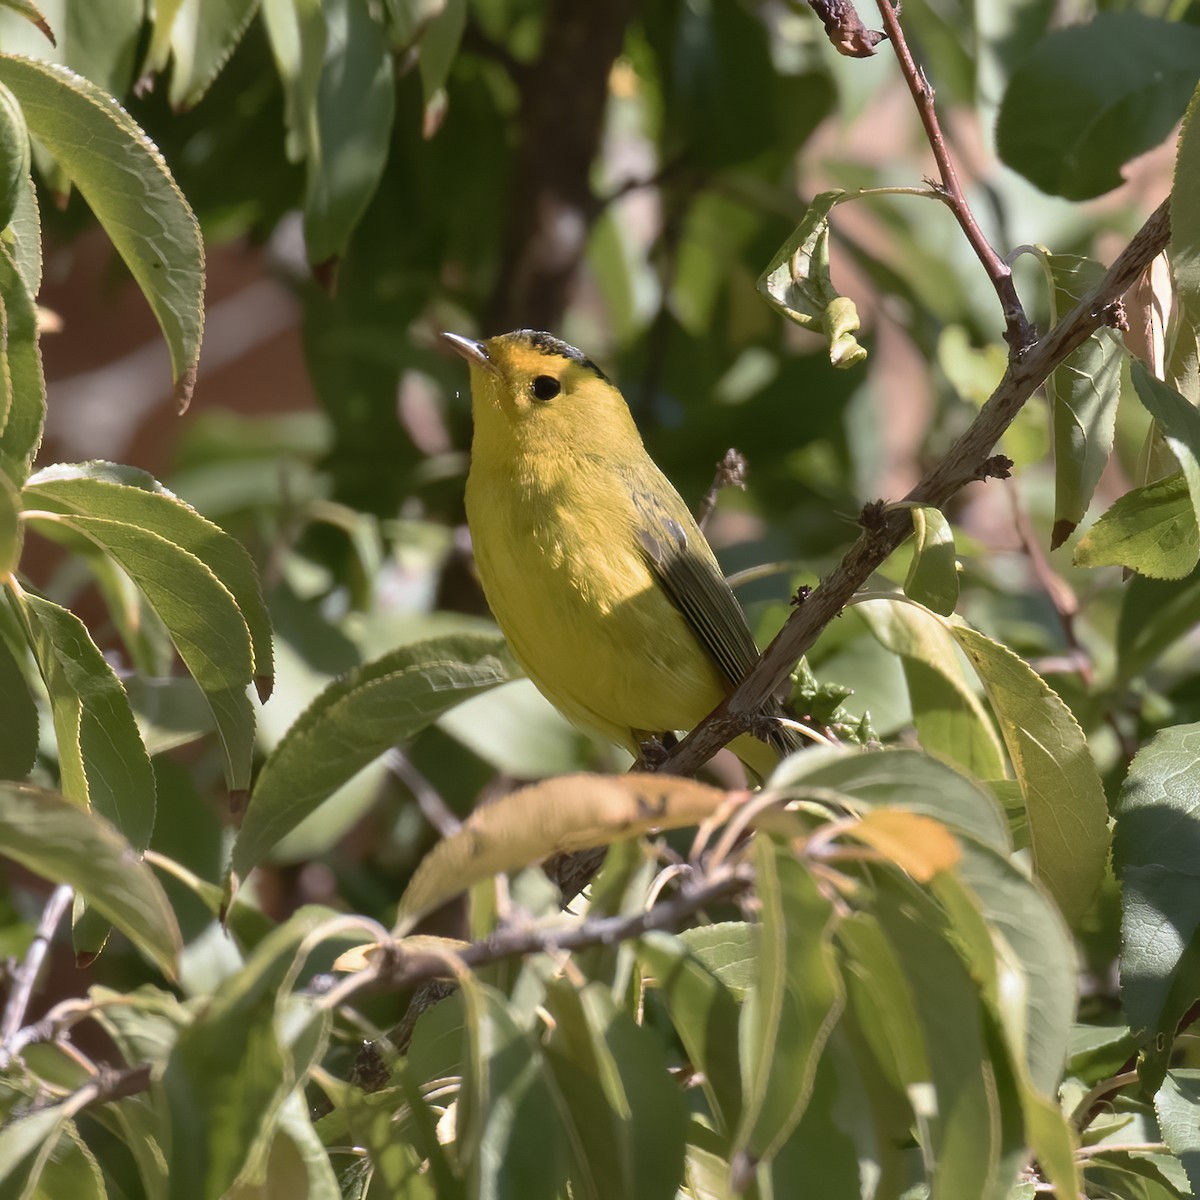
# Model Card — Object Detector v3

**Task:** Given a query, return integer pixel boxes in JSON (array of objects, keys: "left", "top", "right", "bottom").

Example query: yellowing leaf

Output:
[
  {"left": 396, "top": 773, "right": 729, "bottom": 929},
  {"left": 849, "top": 809, "right": 961, "bottom": 882}
]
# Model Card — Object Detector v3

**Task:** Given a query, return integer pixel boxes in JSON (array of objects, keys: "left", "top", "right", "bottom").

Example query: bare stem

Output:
[
  {"left": 872, "top": 0, "right": 1033, "bottom": 352},
  {"left": 695, "top": 448, "right": 748, "bottom": 532},
  {"left": 0, "top": 884, "right": 73, "bottom": 1068},
  {"left": 661, "top": 200, "right": 1171, "bottom": 778}
]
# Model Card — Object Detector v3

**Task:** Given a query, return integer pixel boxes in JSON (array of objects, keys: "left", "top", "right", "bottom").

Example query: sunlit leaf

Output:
[
  {"left": 1156, "top": 1070, "right": 1200, "bottom": 1194},
  {"left": 22, "top": 593, "right": 155, "bottom": 849},
  {"left": 951, "top": 625, "right": 1110, "bottom": 923},
  {"left": 167, "top": 0, "right": 261, "bottom": 110},
  {"left": 758, "top": 190, "right": 866, "bottom": 368},
  {"left": 1074, "top": 470, "right": 1199, "bottom": 579},
  {"left": 0, "top": 781, "right": 180, "bottom": 975},
  {"left": 0, "top": 238, "right": 43, "bottom": 475},
  {"left": 857, "top": 599, "right": 1006, "bottom": 781},
  {"left": 235, "top": 633, "right": 515, "bottom": 879},
  {"left": 0, "top": 80, "right": 29, "bottom": 232},
  {"left": 902, "top": 505, "right": 958, "bottom": 615},
  {"left": 0, "top": 54, "right": 204, "bottom": 408}
]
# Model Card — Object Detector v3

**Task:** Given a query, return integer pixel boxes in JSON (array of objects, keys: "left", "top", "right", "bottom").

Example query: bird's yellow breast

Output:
[{"left": 465, "top": 453, "right": 728, "bottom": 751}]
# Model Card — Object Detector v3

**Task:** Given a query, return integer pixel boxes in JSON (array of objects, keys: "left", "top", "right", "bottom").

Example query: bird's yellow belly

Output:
[{"left": 466, "top": 473, "right": 727, "bottom": 750}]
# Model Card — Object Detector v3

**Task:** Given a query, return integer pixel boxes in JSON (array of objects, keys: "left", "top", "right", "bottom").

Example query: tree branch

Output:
[
  {"left": 661, "top": 200, "right": 1171, "bottom": 779},
  {"left": 872, "top": 0, "right": 1033, "bottom": 351},
  {"left": 0, "top": 884, "right": 72, "bottom": 1068}
]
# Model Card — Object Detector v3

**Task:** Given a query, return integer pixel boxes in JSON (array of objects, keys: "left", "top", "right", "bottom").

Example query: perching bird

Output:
[{"left": 444, "top": 328, "right": 799, "bottom": 780}]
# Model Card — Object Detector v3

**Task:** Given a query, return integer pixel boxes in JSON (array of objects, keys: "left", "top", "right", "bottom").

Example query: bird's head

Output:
[{"left": 443, "top": 329, "right": 638, "bottom": 458}]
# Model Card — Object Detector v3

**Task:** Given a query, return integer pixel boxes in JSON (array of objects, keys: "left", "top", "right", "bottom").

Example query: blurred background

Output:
[{"left": 4, "top": 0, "right": 1180, "bottom": 945}]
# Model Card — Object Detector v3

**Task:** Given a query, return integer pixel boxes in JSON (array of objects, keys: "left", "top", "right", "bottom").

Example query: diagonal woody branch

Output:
[{"left": 663, "top": 200, "right": 1172, "bottom": 779}]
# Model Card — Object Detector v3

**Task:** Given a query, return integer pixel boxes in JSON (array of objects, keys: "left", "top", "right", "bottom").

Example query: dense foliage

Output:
[{"left": 0, "top": 1, "right": 1198, "bottom": 1197}]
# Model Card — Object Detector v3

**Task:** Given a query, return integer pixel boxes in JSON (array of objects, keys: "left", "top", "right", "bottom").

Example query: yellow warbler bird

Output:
[{"left": 444, "top": 328, "right": 798, "bottom": 780}]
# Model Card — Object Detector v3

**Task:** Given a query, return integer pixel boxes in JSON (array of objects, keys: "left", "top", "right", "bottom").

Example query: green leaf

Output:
[
  {"left": 162, "top": 909, "right": 332, "bottom": 1200},
  {"left": 0, "top": 237, "right": 44, "bottom": 476},
  {"left": 0, "top": 627, "right": 35, "bottom": 780},
  {"left": 415, "top": 0, "right": 464, "bottom": 102},
  {"left": 1115, "top": 722, "right": 1200, "bottom": 1090},
  {"left": 0, "top": 81, "right": 29, "bottom": 232},
  {"left": 0, "top": 54, "right": 204, "bottom": 409},
  {"left": 300, "top": 0, "right": 394, "bottom": 265},
  {"left": 0, "top": 1102, "right": 70, "bottom": 1193},
  {"left": 677, "top": 921, "right": 759, "bottom": 998},
  {"left": 1155, "top": 1070, "right": 1200, "bottom": 1194},
  {"left": 166, "top": 0, "right": 262, "bottom": 110},
  {"left": 0, "top": 781, "right": 180, "bottom": 976},
  {"left": 5, "top": 169, "right": 40, "bottom": 296},
  {"left": 0, "top": 0, "right": 54, "bottom": 44},
  {"left": 1074, "top": 471, "right": 1199, "bottom": 580},
  {"left": 639, "top": 932, "right": 743, "bottom": 1136},
  {"left": 733, "top": 840, "right": 843, "bottom": 1179},
  {"left": 758, "top": 190, "right": 866, "bottom": 369},
  {"left": 457, "top": 977, "right": 566, "bottom": 1200},
  {"left": 903, "top": 504, "right": 958, "bottom": 615},
  {"left": 951, "top": 625, "right": 1110, "bottom": 924},
  {"left": 875, "top": 875, "right": 1003, "bottom": 1198},
  {"left": 233, "top": 633, "right": 515, "bottom": 877},
  {"left": 1169, "top": 84, "right": 1200, "bottom": 407},
  {"left": 260, "top": 0, "right": 324, "bottom": 164},
  {"left": 25, "top": 461, "right": 274, "bottom": 698},
  {"left": 769, "top": 744, "right": 1010, "bottom": 853},
  {"left": 25, "top": 512, "right": 257, "bottom": 794},
  {"left": 21, "top": 593, "right": 155, "bottom": 850},
  {"left": 995, "top": 13, "right": 1200, "bottom": 199},
  {"left": 1043, "top": 255, "right": 1124, "bottom": 549},
  {"left": 857, "top": 598, "right": 1007, "bottom": 781},
  {"left": 1131, "top": 361, "right": 1200, "bottom": 526},
  {"left": 1116, "top": 564, "right": 1200, "bottom": 683}
]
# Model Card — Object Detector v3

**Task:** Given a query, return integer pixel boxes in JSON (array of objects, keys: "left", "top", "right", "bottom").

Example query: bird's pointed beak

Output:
[{"left": 441, "top": 331, "right": 497, "bottom": 373}]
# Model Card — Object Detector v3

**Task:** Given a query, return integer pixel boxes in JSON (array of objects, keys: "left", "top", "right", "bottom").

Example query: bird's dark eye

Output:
[{"left": 531, "top": 375, "right": 561, "bottom": 402}]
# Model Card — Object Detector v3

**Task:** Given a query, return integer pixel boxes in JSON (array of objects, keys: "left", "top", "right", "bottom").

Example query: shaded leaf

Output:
[
  {"left": 0, "top": 626, "right": 35, "bottom": 779},
  {"left": 1115, "top": 722, "right": 1200, "bottom": 1090},
  {"left": 951, "top": 625, "right": 1110, "bottom": 924},
  {"left": 996, "top": 13, "right": 1200, "bottom": 199},
  {"left": 0, "top": 54, "right": 204, "bottom": 407},
  {"left": 1043, "top": 254, "right": 1124, "bottom": 548},
  {"left": 1074, "top": 471, "right": 1199, "bottom": 580},
  {"left": 1131, "top": 362, "right": 1200, "bottom": 530},
  {"left": 1116, "top": 564, "right": 1200, "bottom": 683},
  {"left": 4, "top": 170, "right": 39, "bottom": 298},
  {"left": 758, "top": 190, "right": 866, "bottom": 368},
  {"left": 733, "top": 839, "right": 843, "bottom": 1179},
  {"left": 639, "top": 932, "right": 743, "bottom": 1135},
  {"left": 163, "top": 908, "right": 333, "bottom": 1200},
  {"left": 167, "top": 0, "right": 262, "bottom": 110},
  {"left": 235, "top": 633, "right": 515, "bottom": 878},
  {"left": 396, "top": 772, "right": 726, "bottom": 929},
  {"left": 0, "top": 781, "right": 180, "bottom": 976},
  {"left": 301, "top": 0, "right": 394, "bottom": 265},
  {"left": 677, "top": 922, "right": 759, "bottom": 998},
  {"left": 903, "top": 504, "right": 958, "bottom": 615},
  {"left": 1169, "top": 83, "right": 1200, "bottom": 405}
]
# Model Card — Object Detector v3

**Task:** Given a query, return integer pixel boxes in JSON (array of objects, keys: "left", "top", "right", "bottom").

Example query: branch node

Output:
[
  {"left": 974, "top": 454, "right": 1014, "bottom": 482},
  {"left": 858, "top": 499, "right": 889, "bottom": 533},
  {"left": 804, "top": 0, "right": 886, "bottom": 57},
  {"left": 1097, "top": 298, "right": 1130, "bottom": 332},
  {"left": 791, "top": 583, "right": 813, "bottom": 607}
]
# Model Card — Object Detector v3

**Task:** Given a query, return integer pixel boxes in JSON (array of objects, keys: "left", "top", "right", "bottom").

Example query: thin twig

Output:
[
  {"left": 0, "top": 884, "right": 73, "bottom": 1067},
  {"left": 872, "top": 0, "right": 1033, "bottom": 352},
  {"left": 804, "top": 0, "right": 886, "bottom": 57},
  {"left": 695, "top": 448, "right": 748, "bottom": 532},
  {"left": 660, "top": 201, "right": 1172, "bottom": 778},
  {"left": 384, "top": 749, "right": 461, "bottom": 837}
]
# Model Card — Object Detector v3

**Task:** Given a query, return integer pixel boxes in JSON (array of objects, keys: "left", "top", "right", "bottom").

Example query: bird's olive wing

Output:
[{"left": 630, "top": 488, "right": 760, "bottom": 688}]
